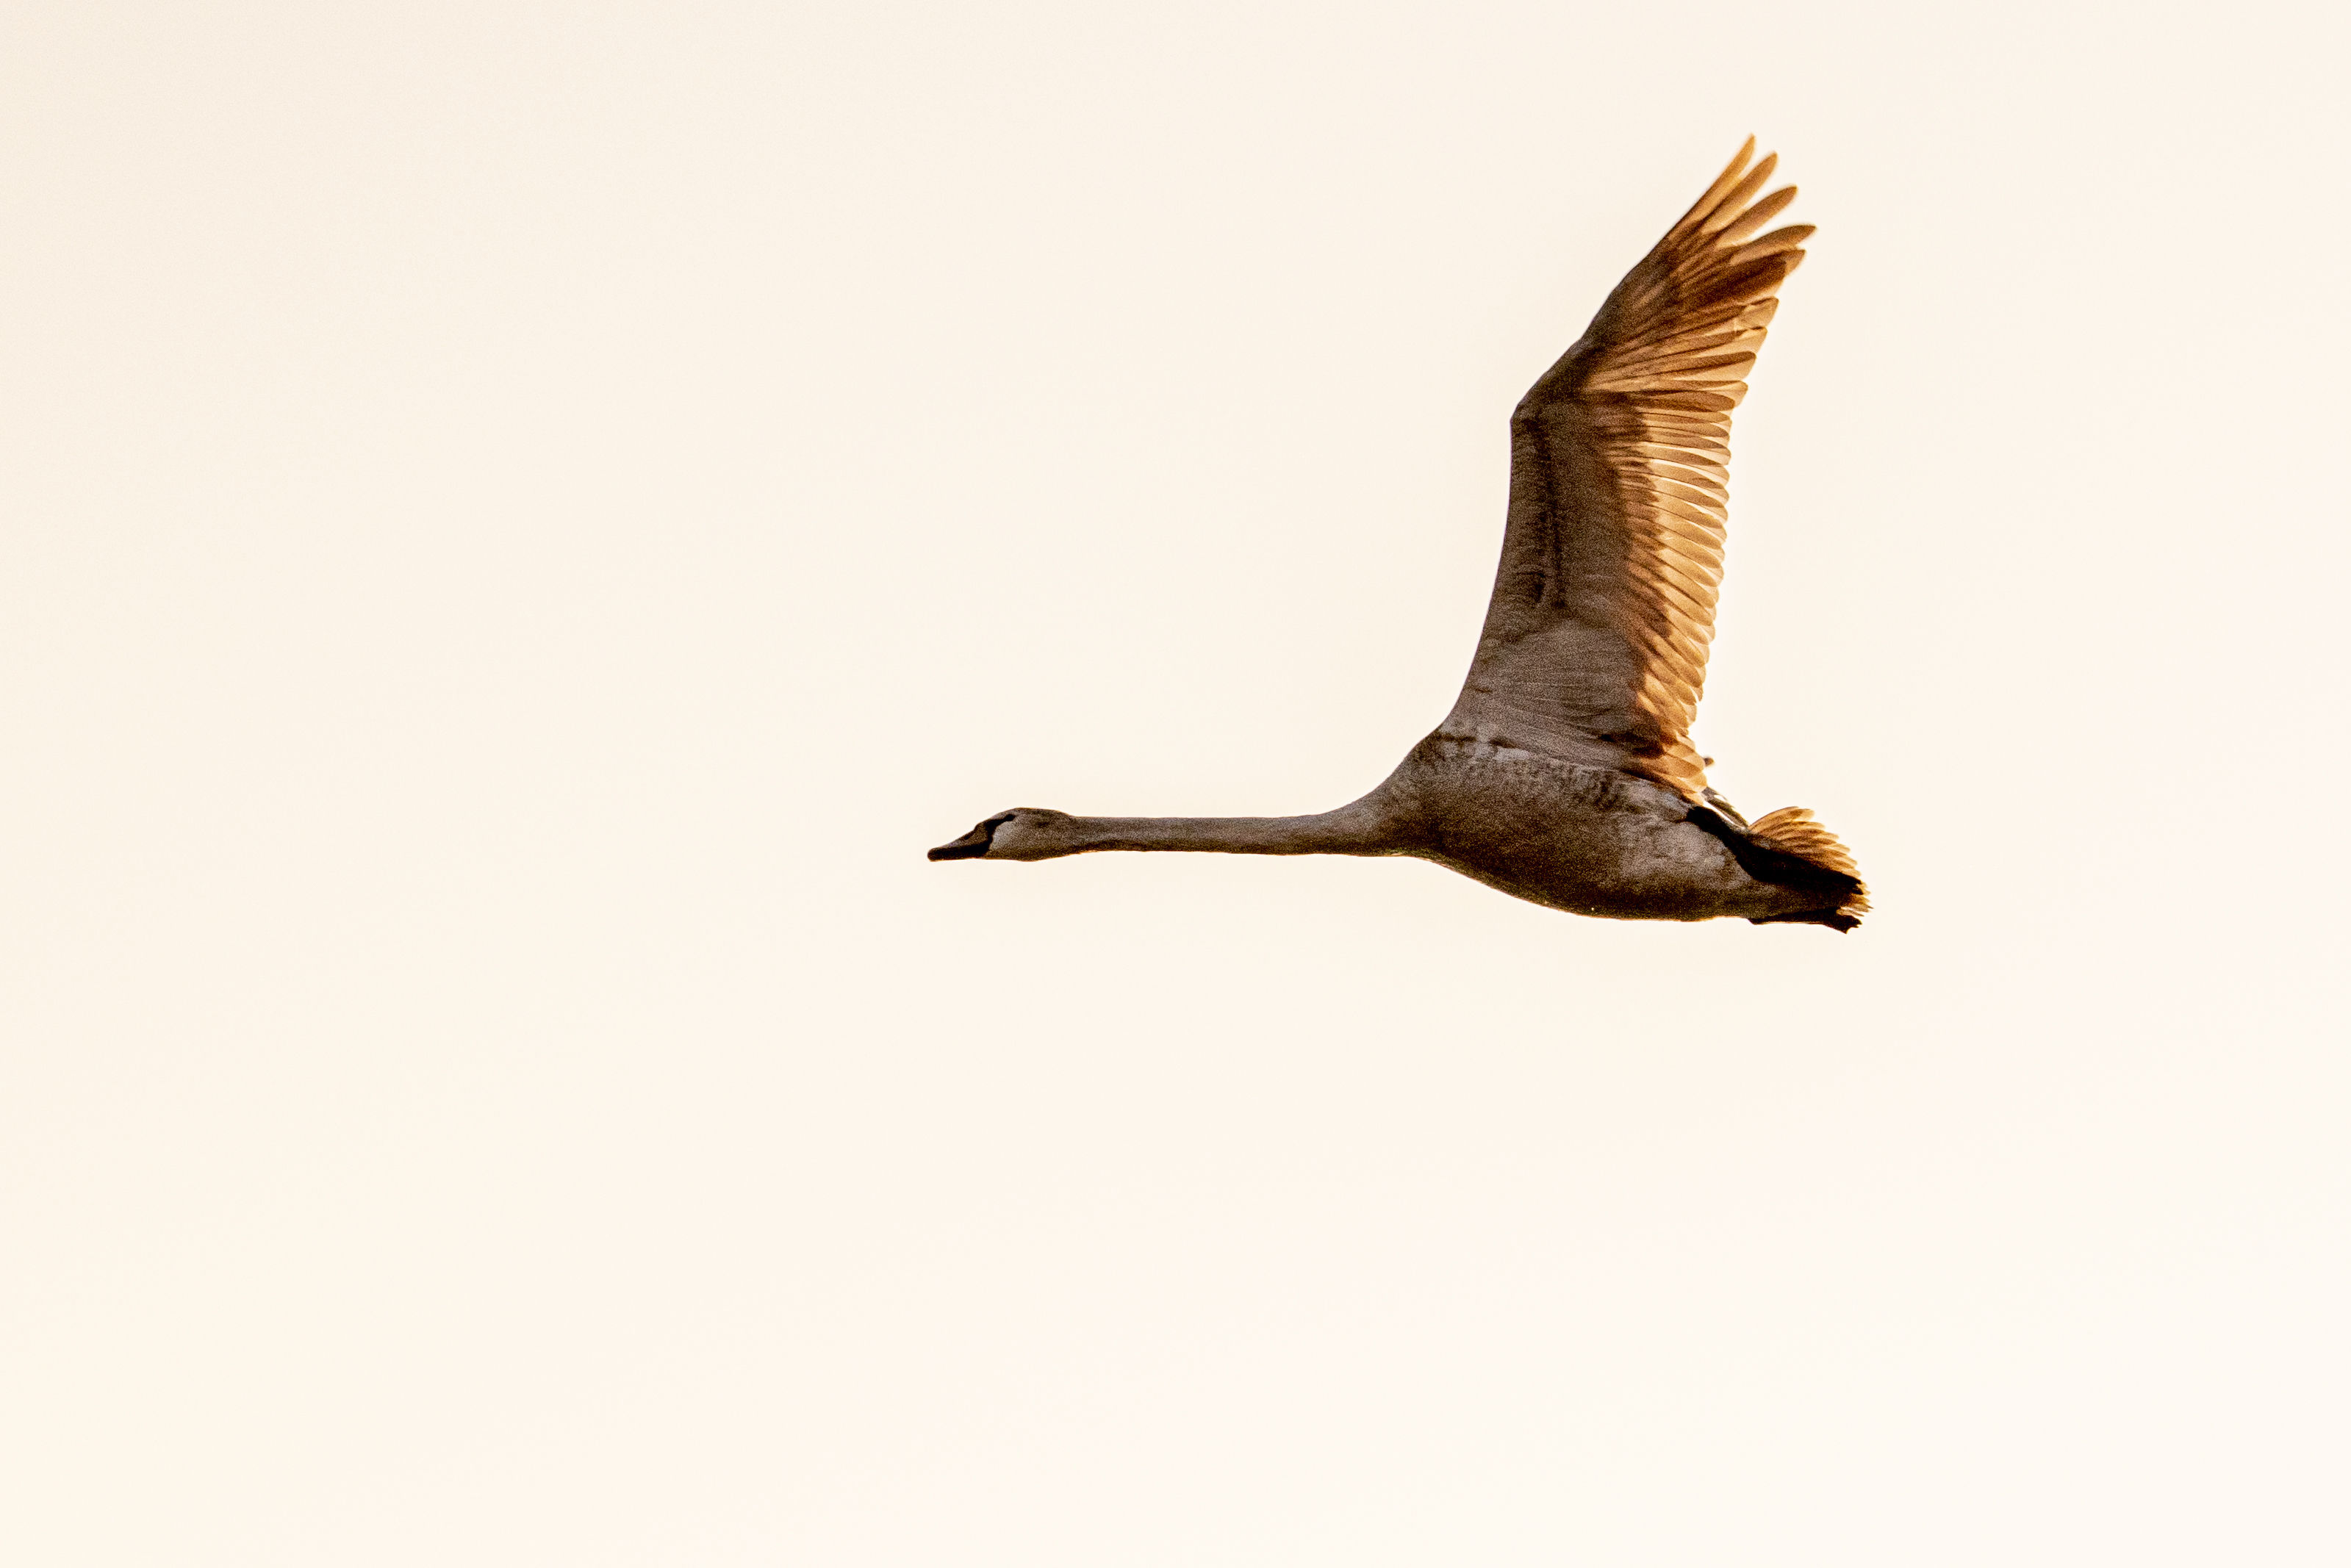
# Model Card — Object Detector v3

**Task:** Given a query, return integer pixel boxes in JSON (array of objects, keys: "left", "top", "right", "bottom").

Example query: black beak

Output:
[{"left": 927, "top": 818, "right": 1000, "bottom": 860}]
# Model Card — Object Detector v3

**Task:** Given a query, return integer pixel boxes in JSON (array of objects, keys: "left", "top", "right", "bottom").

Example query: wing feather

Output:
[{"left": 1443, "top": 140, "right": 1808, "bottom": 799}]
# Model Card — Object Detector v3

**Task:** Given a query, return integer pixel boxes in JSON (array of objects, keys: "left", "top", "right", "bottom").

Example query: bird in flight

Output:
[{"left": 932, "top": 140, "right": 1867, "bottom": 930}]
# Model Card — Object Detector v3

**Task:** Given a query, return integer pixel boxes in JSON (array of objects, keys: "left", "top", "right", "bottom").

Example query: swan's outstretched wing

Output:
[{"left": 1444, "top": 140, "right": 1810, "bottom": 802}]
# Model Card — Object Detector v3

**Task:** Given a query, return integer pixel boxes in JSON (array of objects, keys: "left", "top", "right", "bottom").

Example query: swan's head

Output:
[{"left": 927, "top": 808, "right": 1078, "bottom": 862}]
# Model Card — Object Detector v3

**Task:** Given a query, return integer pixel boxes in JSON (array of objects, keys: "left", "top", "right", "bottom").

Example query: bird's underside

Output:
[
  {"left": 931, "top": 140, "right": 1867, "bottom": 930},
  {"left": 1387, "top": 733, "right": 1865, "bottom": 929}
]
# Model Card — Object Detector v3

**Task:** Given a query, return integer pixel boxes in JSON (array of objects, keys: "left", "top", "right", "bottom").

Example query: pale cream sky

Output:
[{"left": 3, "top": 1, "right": 2346, "bottom": 1564}]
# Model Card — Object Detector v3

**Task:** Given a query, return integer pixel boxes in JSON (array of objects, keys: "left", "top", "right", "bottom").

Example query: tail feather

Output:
[{"left": 1749, "top": 807, "right": 1870, "bottom": 920}]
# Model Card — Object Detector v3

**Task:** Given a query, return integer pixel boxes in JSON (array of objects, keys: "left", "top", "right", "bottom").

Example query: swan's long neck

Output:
[{"left": 1047, "top": 799, "right": 1393, "bottom": 857}]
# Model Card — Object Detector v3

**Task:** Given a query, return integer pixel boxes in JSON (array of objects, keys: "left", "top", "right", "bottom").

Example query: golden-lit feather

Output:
[
  {"left": 1461, "top": 137, "right": 1812, "bottom": 802},
  {"left": 1750, "top": 808, "right": 1870, "bottom": 918}
]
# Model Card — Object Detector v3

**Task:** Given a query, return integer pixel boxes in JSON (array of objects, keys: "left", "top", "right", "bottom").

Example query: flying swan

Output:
[{"left": 931, "top": 141, "right": 1867, "bottom": 930}]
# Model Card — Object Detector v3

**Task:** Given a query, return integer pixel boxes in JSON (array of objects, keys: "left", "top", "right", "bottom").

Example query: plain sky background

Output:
[{"left": 4, "top": 1, "right": 2347, "bottom": 1564}]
